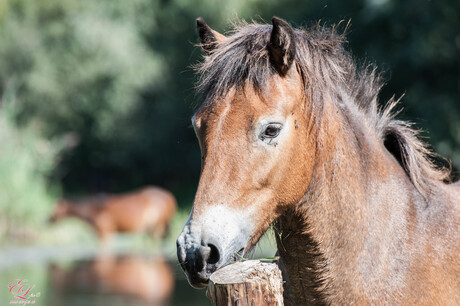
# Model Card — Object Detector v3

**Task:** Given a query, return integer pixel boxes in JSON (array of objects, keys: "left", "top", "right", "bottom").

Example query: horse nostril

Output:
[{"left": 207, "top": 243, "right": 220, "bottom": 265}]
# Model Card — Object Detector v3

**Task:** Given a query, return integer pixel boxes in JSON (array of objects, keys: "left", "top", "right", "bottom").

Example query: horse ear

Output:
[
  {"left": 269, "top": 17, "right": 296, "bottom": 76},
  {"left": 196, "top": 17, "right": 225, "bottom": 55}
]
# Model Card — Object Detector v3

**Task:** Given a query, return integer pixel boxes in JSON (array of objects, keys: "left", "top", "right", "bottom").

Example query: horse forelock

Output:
[{"left": 194, "top": 19, "right": 451, "bottom": 199}]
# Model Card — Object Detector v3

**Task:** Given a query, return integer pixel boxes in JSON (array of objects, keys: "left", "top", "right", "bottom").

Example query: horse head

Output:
[{"left": 177, "top": 17, "right": 316, "bottom": 288}]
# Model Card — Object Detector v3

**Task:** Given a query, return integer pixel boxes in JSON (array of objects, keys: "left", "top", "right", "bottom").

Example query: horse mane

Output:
[{"left": 195, "top": 20, "right": 451, "bottom": 198}]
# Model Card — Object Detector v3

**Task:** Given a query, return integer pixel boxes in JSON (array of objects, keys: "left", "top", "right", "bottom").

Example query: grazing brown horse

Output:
[
  {"left": 51, "top": 186, "right": 177, "bottom": 242},
  {"left": 177, "top": 17, "right": 460, "bottom": 304}
]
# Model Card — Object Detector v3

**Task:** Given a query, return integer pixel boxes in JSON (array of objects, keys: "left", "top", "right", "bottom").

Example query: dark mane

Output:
[{"left": 195, "top": 20, "right": 451, "bottom": 197}]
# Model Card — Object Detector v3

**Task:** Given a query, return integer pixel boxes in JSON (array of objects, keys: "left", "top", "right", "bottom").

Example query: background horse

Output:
[
  {"left": 51, "top": 186, "right": 177, "bottom": 242},
  {"left": 177, "top": 17, "right": 460, "bottom": 304}
]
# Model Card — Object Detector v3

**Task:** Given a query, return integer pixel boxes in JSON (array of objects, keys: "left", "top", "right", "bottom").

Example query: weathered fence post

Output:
[{"left": 206, "top": 260, "right": 284, "bottom": 305}]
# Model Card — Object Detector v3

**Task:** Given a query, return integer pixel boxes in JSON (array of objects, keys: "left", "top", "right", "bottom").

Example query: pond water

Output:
[{"left": 0, "top": 246, "right": 210, "bottom": 306}]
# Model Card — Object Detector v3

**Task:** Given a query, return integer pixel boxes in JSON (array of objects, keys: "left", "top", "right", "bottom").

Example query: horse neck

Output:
[
  {"left": 276, "top": 98, "right": 420, "bottom": 304},
  {"left": 67, "top": 202, "right": 100, "bottom": 222}
]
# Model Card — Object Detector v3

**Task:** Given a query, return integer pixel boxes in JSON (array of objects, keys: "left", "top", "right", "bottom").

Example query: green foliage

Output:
[
  {"left": 0, "top": 92, "right": 59, "bottom": 242},
  {"left": 0, "top": 0, "right": 163, "bottom": 193},
  {"left": 0, "top": 0, "right": 162, "bottom": 138}
]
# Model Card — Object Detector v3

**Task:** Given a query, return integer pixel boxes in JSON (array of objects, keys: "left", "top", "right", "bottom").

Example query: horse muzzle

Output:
[
  {"left": 176, "top": 205, "right": 254, "bottom": 288},
  {"left": 176, "top": 232, "right": 222, "bottom": 288}
]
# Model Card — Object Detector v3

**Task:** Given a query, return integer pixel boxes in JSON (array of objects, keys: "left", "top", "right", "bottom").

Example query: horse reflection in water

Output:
[
  {"left": 50, "top": 186, "right": 177, "bottom": 242},
  {"left": 49, "top": 255, "right": 174, "bottom": 304}
]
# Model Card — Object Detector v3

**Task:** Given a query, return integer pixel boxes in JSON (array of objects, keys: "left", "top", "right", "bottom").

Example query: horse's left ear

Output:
[
  {"left": 196, "top": 17, "right": 226, "bottom": 55},
  {"left": 269, "top": 17, "right": 296, "bottom": 76}
]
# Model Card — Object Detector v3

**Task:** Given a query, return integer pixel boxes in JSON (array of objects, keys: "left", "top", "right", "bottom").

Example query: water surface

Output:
[{"left": 0, "top": 246, "right": 210, "bottom": 306}]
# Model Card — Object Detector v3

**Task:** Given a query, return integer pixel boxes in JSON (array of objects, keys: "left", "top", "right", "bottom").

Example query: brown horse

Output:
[
  {"left": 177, "top": 17, "right": 460, "bottom": 304},
  {"left": 51, "top": 186, "right": 177, "bottom": 242}
]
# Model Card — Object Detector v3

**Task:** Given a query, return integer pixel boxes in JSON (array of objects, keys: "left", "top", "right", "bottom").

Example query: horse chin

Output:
[
  {"left": 191, "top": 282, "right": 208, "bottom": 289},
  {"left": 187, "top": 276, "right": 209, "bottom": 289}
]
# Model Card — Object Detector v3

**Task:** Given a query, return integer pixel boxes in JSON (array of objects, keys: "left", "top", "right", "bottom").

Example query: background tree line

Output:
[{"left": 0, "top": 0, "right": 458, "bottom": 232}]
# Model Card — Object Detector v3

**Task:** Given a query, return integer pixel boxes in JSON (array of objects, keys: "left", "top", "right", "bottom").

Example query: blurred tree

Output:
[
  {"left": 0, "top": 85, "right": 61, "bottom": 241},
  {"left": 0, "top": 0, "right": 164, "bottom": 193}
]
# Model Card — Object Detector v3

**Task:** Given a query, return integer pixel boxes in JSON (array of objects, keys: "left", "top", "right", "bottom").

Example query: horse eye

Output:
[
  {"left": 265, "top": 126, "right": 280, "bottom": 137},
  {"left": 260, "top": 123, "right": 282, "bottom": 141}
]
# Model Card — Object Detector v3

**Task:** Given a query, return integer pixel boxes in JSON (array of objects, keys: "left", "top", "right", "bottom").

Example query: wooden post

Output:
[{"left": 206, "top": 260, "right": 284, "bottom": 305}]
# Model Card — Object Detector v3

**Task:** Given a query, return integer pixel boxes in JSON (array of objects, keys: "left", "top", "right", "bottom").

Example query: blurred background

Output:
[{"left": 0, "top": 0, "right": 458, "bottom": 305}]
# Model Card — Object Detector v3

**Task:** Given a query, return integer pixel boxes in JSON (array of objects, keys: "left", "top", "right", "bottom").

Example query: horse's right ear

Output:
[
  {"left": 196, "top": 17, "right": 225, "bottom": 55},
  {"left": 269, "top": 17, "right": 296, "bottom": 76}
]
